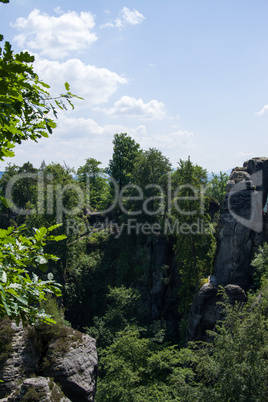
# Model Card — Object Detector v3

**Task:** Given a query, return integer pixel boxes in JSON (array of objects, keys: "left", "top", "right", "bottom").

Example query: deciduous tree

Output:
[{"left": 107, "top": 133, "right": 140, "bottom": 191}]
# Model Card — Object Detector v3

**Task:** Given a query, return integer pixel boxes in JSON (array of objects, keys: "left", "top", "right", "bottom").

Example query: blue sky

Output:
[{"left": 0, "top": 0, "right": 267, "bottom": 173}]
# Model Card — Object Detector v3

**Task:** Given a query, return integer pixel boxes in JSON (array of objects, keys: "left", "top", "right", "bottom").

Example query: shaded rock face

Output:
[
  {"left": 187, "top": 157, "right": 268, "bottom": 341},
  {"left": 187, "top": 283, "right": 246, "bottom": 342},
  {"left": 0, "top": 323, "right": 97, "bottom": 402},
  {"left": 214, "top": 157, "right": 268, "bottom": 289},
  {"left": 187, "top": 283, "right": 219, "bottom": 342},
  {"left": 137, "top": 236, "right": 180, "bottom": 337}
]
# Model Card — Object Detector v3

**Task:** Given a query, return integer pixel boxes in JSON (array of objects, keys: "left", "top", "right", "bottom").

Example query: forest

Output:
[
  {"left": 1, "top": 135, "right": 268, "bottom": 401},
  {"left": 1, "top": 0, "right": 268, "bottom": 400}
]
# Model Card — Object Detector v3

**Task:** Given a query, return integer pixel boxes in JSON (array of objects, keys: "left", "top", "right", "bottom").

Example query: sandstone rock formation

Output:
[
  {"left": 0, "top": 322, "right": 97, "bottom": 401},
  {"left": 187, "top": 157, "right": 268, "bottom": 341},
  {"left": 187, "top": 283, "right": 246, "bottom": 342},
  {"left": 214, "top": 157, "right": 268, "bottom": 289},
  {"left": 1, "top": 377, "right": 71, "bottom": 402}
]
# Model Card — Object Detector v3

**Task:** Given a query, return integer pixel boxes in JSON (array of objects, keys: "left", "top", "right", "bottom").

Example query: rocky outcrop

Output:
[
  {"left": 187, "top": 283, "right": 219, "bottom": 342},
  {"left": 187, "top": 283, "right": 246, "bottom": 342},
  {"left": 0, "top": 322, "right": 98, "bottom": 401},
  {"left": 1, "top": 377, "right": 71, "bottom": 401},
  {"left": 214, "top": 158, "right": 268, "bottom": 289},
  {"left": 187, "top": 157, "right": 268, "bottom": 341},
  {"left": 0, "top": 322, "right": 39, "bottom": 399},
  {"left": 42, "top": 328, "right": 97, "bottom": 401}
]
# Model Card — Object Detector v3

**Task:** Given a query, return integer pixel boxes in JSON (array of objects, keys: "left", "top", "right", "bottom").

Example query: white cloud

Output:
[
  {"left": 33, "top": 56, "right": 127, "bottom": 107},
  {"left": 131, "top": 127, "right": 197, "bottom": 165},
  {"left": 101, "top": 7, "right": 145, "bottom": 29},
  {"left": 256, "top": 104, "right": 268, "bottom": 116},
  {"left": 99, "top": 96, "right": 167, "bottom": 120},
  {"left": 11, "top": 9, "right": 97, "bottom": 59},
  {"left": 151, "top": 129, "right": 195, "bottom": 151},
  {"left": 5, "top": 116, "right": 147, "bottom": 170},
  {"left": 1, "top": 112, "right": 197, "bottom": 170},
  {"left": 120, "top": 7, "right": 145, "bottom": 25}
]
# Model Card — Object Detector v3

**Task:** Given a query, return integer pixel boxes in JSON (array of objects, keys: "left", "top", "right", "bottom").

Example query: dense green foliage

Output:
[
  {"left": 95, "top": 284, "right": 268, "bottom": 401},
  {"left": 0, "top": 0, "right": 76, "bottom": 326},
  {"left": 251, "top": 242, "right": 268, "bottom": 288},
  {"left": 0, "top": 39, "right": 77, "bottom": 160},
  {"left": 0, "top": 224, "right": 65, "bottom": 325},
  {"left": 208, "top": 171, "right": 229, "bottom": 205},
  {"left": 181, "top": 286, "right": 268, "bottom": 401},
  {"left": 107, "top": 133, "right": 140, "bottom": 190},
  {"left": 77, "top": 157, "right": 111, "bottom": 212},
  {"left": 172, "top": 159, "right": 216, "bottom": 316}
]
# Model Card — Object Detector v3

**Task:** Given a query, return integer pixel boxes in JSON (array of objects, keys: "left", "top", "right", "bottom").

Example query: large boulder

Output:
[
  {"left": 0, "top": 322, "right": 97, "bottom": 402},
  {"left": 186, "top": 283, "right": 219, "bottom": 342},
  {"left": 42, "top": 327, "right": 98, "bottom": 401},
  {"left": 187, "top": 283, "right": 246, "bottom": 342},
  {"left": 1, "top": 377, "right": 71, "bottom": 401}
]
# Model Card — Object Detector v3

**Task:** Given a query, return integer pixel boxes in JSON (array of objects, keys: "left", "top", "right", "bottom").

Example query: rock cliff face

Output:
[
  {"left": 214, "top": 157, "right": 268, "bottom": 289},
  {"left": 0, "top": 322, "right": 98, "bottom": 401},
  {"left": 187, "top": 157, "right": 268, "bottom": 341}
]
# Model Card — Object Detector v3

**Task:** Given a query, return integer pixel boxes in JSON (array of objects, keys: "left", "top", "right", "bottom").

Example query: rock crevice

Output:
[{"left": 0, "top": 323, "right": 97, "bottom": 401}]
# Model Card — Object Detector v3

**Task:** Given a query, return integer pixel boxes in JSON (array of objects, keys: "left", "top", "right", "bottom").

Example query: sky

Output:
[{"left": 0, "top": 0, "right": 267, "bottom": 173}]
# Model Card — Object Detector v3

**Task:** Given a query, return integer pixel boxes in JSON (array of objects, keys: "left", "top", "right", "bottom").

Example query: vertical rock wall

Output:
[
  {"left": 214, "top": 157, "right": 268, "bottom": 289},
  {"left": 187, "top": 157, "right": 268, "bottom": 341}
]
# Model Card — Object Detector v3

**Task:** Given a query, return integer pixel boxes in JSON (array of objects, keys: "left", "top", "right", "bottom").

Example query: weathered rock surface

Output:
[
  {"left": 214, "top": 157, "right": 268, "bottom": 289},
  {"left": 0, "top": 322, "right": 38, "bottom": 399},
  {"left": 187, "top": 157, "right": 268, "bottom": 341},
  {"left": 0, "top": 323, "right": 97, "bottom": 402},
  {"left": 1, "top": 377, "right": 71, "bottom": 401},
  {"left": 187, "top": 283, "right": 246, "bottom": 342},
  {"left": 42, "top": 328, "right": 98, "bottom": 401},
  {"left": 187, "top": 283, "right": 219, "bottom": 342}
]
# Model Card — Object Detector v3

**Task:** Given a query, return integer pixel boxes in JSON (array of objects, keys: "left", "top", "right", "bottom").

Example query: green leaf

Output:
[
  {"left": 34, "top": 227, "right": 47, "bottom": 241},
  {"left": 35, "top": 255, "right": 48, "bottom": 265},
  {"left": 47, "top": 272, "right": 54, "bottom": 281},
  {"left": 0, "top": 270, "right": 7, "bottom": 283},
  {"left": 47, "top": 224, "right": 62, "bottom": 232},
  {"left": 0, "top": 196, "right": 13, "bottom": 208},
  {"left": 38, "top": 264, "right": 48, "bottom": 272},
  {"left": 64, "top": 82, "right": 70, "bottom": 91},
  {"left": 12, "top": 293, "right": 28, "bottom": 306},
  {"left": 39, "top": 81, "right": 50, "bottom": 89},
  {"left": 0, "top": 288, "right": 11, "bottom": 315},
  {"left": 48, "top": 235, "right": 67, "bottom": 242}
]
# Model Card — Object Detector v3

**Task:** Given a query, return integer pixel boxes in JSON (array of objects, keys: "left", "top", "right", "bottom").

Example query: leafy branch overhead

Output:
[
  {"left": 0, "top": 224, "right": 66, "bottom": 325},
  {"left": 0, "top": 0, "right": 77, "bottom": 326},
  {"left": 0, "top": 37, "right": 82, "bottom": 160}
]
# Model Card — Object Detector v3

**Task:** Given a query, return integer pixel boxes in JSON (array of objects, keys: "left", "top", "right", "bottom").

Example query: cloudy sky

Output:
[{"left": 0, "top": 0, "right": 267, "bottom": 173}]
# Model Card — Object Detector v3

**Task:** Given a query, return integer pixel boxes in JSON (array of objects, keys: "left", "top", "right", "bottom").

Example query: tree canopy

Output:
[{"left": 107, "top": 133, "right": 140, "bottom": 191}]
